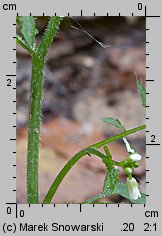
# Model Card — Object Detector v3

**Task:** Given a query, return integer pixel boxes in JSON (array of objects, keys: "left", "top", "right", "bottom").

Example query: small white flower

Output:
[
  {"left": 123, "top": 138, "right": 135, "bottom": 154},
  {"left": 129, "top": 153, "right": 142, "bottom": 161},
  {"left": 127, "top": 177, "right": 141, "bottom": 200}
]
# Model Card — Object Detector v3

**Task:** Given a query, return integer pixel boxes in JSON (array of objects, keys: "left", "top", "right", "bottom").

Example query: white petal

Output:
[
  {"left": 130, "top": 153, "right": 142, "bottom": 161},
  {"left": 123, "top": 138, "right": 135, "bottom": 153},
  {"left": 132, "top": 187, "right": 141, "bottom": 200},
  {"left": 127, "top": 177, "right": 141, "bottom": 200}
]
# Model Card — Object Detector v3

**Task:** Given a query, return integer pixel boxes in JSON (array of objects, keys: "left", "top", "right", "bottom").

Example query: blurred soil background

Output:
[{"left": 16, "top": 16, "right": 146, "bottom": 203}]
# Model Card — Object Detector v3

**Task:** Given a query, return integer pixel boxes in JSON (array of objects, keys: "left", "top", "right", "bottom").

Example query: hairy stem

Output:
[
  {"left": 27, "top": 55, "right": 44, "bottom": 203},
  {"left": 27, "top": 16, "right": 61, "bottom": 204}
]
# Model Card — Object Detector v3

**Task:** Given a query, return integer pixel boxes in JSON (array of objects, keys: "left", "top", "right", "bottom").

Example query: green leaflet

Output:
[
  {"left": 136, "top": 79, "right": 146, "bottom": 108},
  {"left": 102, "top": 167, "right": 119, "bottom": 195},
  {"left": 17, "top": 16, "right": 38, "bottom": 52},
  {"left": 102, "top": 117, "right": 126, "bottom": 131}
]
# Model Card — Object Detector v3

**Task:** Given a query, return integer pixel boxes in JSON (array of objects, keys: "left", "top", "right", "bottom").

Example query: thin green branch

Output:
[
  {"left": 43, "top": 148, "right": 108, "bottom": 204},
  {"left": 89, "top": 125, "right": 146, "bottom": 149},
  {"left": 38, "top": 16, "right": 61, "bottom": 59},
  {"left": 43, "top": 124, "right": 146, "bottom": 203}
]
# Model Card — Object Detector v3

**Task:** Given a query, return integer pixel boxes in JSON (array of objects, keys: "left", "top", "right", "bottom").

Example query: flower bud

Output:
[
  {"left": 124, "top": 167, "right": 132, "bottom": 175},
  {"left": 127, "top": 177, "right": 141, "bottom": 200},
  {"left": 129, "top": 153, "right": 142, "bottom": 161}
]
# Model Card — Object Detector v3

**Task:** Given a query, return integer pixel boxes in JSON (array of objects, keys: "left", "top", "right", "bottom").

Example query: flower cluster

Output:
[{"left": 123, "top": 138, "right": 142, "bottom": 200}]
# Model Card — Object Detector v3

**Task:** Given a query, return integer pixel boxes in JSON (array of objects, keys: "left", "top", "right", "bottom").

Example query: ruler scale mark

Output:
[
  {"left": 146, "top": 143, "right": 160, "bottom": 146},
  {"left": 6, "top": 75, "right": 16, "bottom": 77},
  {"left": 15, "top": 204, "right": 18, "bottom": 218},
  {"left": 6, "top": 203, "right": 17, "bottom": 205},
  {"left": 146, "top": 16, "right": 160, "bottom": 18},
  {"left": 145, "top": 6, "right": 146, "bottom": 16}
]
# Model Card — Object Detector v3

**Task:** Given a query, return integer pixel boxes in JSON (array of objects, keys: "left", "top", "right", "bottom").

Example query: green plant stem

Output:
[
  {"left": 27, "top": 16, "right": 61, "bottom": 204},
  {"left": 89, "top": 125, "right": 146, "bottom": 149},
  {"left": 27, "top": 55, "right": 43, "bottom": 203},
  {"left": 43, "top": 124, "right": 146, "bottom": 203}
]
